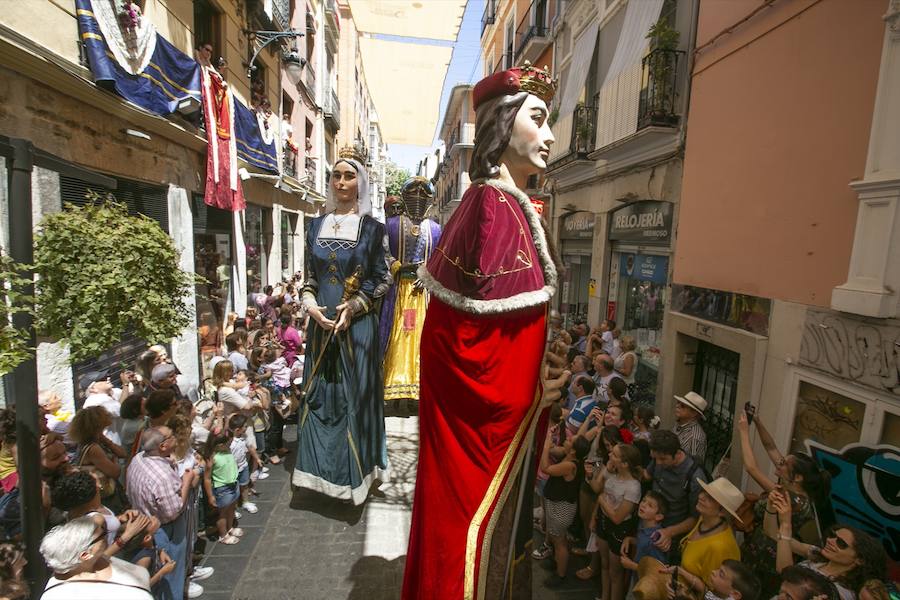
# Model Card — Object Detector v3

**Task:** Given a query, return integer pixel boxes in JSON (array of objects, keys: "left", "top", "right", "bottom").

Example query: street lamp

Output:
[
  {"left": 282, "top": 48, "right": 304, "bottom": 87},
  {"left": 246, "top": 29, "right": 306, "bottom": 79}
]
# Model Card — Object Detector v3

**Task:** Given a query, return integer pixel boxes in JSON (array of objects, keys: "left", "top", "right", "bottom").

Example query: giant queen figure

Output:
[
  {"left": 402, "top": 63, "right": 559, "bottom": 599},
  {"left": 380, "top": 177, "right": 441, "bottom": 408}
]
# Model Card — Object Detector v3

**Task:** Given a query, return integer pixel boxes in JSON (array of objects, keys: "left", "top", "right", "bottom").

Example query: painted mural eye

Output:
[{"left": 860, "top": 450, "right": 900, "bottom": 517}]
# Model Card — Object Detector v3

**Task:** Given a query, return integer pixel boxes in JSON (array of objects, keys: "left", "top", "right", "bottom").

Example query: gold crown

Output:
[
  {"left": 518, "top": 61, "right": 558, "bottom": 105},
  {"left": 338, "top": 144, "right": 368, "bottom": 165}
]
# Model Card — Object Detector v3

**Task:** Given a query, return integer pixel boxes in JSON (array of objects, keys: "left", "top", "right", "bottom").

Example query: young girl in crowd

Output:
[
  {"left": 202, "top": 430, "right": 241, "bottom": 545},
  {"left": 632, "top": 405, "right": 660, "bottom": 442},
  {"left": 261, "top": 348, "right": 293, "bottom": 413},
  {"left": 533, "top": 403, "right": 566, "bottom": 560},
  {"left": 233, "top": 370, "right": 269, "bottom": 481},
  {"left": 540, "top": 420, "right": 590, "bottom": 589},
  {"left": 592, "top": 443, "right": 643, "bottom": 600},
  {"left": 227, "top": 415, "right": 257, "bottom": 515}
]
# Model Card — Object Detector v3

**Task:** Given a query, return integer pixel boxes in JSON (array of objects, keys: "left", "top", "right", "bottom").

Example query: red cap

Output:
[{"left": 472, "top": 62, "right": 557, "bottom": 112}]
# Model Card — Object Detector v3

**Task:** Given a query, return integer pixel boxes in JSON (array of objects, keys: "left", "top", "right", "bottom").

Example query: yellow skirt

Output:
[{"left": 383, "top": 277, "right": 427, "bottom": 401}]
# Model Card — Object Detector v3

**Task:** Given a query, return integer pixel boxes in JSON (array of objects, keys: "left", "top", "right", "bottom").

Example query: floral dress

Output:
[{"left": 740, "top": 491, "right": 821, "bottom": 598}]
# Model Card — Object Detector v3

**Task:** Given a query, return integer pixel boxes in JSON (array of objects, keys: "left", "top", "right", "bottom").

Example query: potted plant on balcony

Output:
[{"left": 644, "top": 18, "right": 681, "bottom": 126}]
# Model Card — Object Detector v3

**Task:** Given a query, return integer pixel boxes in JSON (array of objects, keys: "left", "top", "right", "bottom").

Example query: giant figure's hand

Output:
[
  {"left": 307, "top": 304, "right": 335, "bottom": 331},
  {"left": 334, "top": 302, "right": 352, "bottom": 332}
]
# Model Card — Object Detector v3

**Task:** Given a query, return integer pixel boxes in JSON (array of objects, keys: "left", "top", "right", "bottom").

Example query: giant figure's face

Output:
[
  {"left": 331, "top": 161, "right": 359, "bottom": 205},
  {"left": 500, "top": 94, "right": 555, "bottom": 176}
]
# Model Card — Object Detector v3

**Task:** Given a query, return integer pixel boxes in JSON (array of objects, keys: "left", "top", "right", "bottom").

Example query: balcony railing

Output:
[
  {"left": 305, "top": 156, "right": 317, "bottom": 180},
  {"left": 481, "top": 0, "right": 496, "bottom": 35},
  {"left": 638, "top": 48, "right": 683, "bottom": 130},
  {"left": 272, "top": 0, "right": 290, "bottom": 30},
  {"left": 514, "top": 0, "right": 550, "bottom": 61},
  {"left": 303, "top": 62, "right": 316, "bottom": 96},
  {"left": 324, "top": 90, "right": 340, "bottom": 130},
  {"left": 571, "top": 103, "right": 598, "bottom": 155}
]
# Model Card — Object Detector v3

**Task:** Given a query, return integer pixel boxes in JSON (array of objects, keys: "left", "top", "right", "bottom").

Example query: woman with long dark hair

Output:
[
  {"left": 293, "top": 146, "right": 390, "bottom": 504},
  {"left": 774, "top": 490, "right": 886, "bottom": 600},
  {"left": 738, "top": 412, "right": 833, "bottom": 597}
]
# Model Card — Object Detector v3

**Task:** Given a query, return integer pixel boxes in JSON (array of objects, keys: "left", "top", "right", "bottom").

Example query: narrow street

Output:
[{"left": 192, "top": 416, "right": 596, "bottom": 600}]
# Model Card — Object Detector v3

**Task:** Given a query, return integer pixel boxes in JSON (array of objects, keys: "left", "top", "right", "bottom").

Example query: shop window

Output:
[
  {"left": 245, "top": 205, "right": 270, "bottom": 301},
  {"left": 191, "top": 195, "right": 232, "bottom": 377},
  {"left": 789, "top": 381, "right": 865, "bottom": 455},
  {"left": 609, "top": 252, "right": 668, "bottom": 395}
]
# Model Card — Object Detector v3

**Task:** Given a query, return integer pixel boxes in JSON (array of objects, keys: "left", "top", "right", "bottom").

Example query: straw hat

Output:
[
  {"left": 633, "top": 557, "right": 698, "bottom": 600},
  {"left": 674, "top": 391, "right": 707, "bottom": 417},
  {"left": 698, "top": 477, "right": 744, "bottom": 523}
]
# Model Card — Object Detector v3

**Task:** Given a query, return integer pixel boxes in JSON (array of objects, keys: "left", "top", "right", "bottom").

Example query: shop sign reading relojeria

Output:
[{"left": 609, "top": 200, "right": 673, "bottom": 244}]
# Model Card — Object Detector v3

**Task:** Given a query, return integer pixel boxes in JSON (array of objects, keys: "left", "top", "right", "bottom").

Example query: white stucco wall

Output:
[
  {"left": 166, "top": 185, "right": 200, "bottom": 395},
  {"left": 32, "top": 167, "right": 76, "bottom": 413}
]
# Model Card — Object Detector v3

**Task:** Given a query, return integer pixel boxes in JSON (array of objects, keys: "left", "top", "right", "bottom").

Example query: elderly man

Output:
[
  {"left": 39, "top": 515, "right": 152, "bottom": 599},
  {"left": 591, "top": 353, "right": 616, "bottom": 407},
  {"left": 127, "top": 427, "right": 201, "bottom": 599},
  {"left": 673, "top": 390, "right": 708, "bottom": 464},
  {"left": 149, "top": 363, "right": 188, "bottom": 403}
]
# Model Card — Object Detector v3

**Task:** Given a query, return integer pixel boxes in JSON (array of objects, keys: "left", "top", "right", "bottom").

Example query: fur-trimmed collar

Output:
[{"left": 417, "top": 177, "right": 558, "bottom": 315}]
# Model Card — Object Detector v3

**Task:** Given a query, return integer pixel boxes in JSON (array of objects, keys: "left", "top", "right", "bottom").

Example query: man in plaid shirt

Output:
[{"left": 127, "top": 426, "right": 197, "bottom": 599}]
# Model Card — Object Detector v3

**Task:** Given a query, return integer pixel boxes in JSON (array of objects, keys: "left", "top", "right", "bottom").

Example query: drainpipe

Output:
[{"left": 6, "top": 139, "right": 44, "bottom": 597}]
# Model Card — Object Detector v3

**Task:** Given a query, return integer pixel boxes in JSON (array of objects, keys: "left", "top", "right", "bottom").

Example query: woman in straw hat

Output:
[{"left": 634, "top": 476, "right": 742, "bottom": 600}]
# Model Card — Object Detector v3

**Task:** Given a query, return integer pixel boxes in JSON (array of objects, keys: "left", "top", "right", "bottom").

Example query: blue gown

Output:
[{"left": 292, "top": 214, "right": 390, "bottom": 504}]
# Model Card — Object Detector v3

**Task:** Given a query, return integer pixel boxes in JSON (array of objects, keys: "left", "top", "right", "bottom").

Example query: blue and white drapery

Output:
[{"left": 75, "top": 0, "right": 278, "bottom": 174}]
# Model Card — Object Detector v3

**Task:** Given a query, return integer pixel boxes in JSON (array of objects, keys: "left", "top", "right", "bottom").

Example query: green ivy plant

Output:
[
  {"left": 33, "top": 192, "right": 196, "bottom": 362},
  {"left": 0, "top": 252, "right": 34, "bottom": 375}
]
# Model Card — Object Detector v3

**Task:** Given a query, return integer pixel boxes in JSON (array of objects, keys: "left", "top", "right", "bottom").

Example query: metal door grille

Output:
[{"left": 692, "top": 341, "right": 739, "bottom": 472}]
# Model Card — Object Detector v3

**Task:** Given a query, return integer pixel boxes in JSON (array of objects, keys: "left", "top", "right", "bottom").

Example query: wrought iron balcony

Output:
[
  {"left": 324, "top": 0, "right": 340, "bottom": 52},
  {"left": 305, "top": 156, "right": 317, "bottom": 180},
  {"left": 481, "top": 0, "right": 496, "bottom": 35},
  {"left": 571, "top": 103, "right": 598, "bottom": 155},
  {"left": 638, "top": 48, "right": 683, "bottom": 130},
  {"left": 514, "top": 0, "right": 550, "bottom": 63},
  {"left": 324, "top": 90, "right": 340, "bottom": 130},
  {"left": 272, "top": 0, "right": 290, "bottom": 31},
  {"left": 304, "top": 62, "right": 316, "bottom": 95}
]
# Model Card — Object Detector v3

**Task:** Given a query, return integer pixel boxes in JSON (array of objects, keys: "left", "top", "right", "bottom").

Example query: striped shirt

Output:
[
  {"left": 674, "top": 419, "right": 707, "bottom": 464},
  {"left": 126, "top": 452, "right": 184, "bottom": 524}
]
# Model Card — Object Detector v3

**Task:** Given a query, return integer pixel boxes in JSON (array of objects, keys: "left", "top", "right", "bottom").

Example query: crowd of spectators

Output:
[
  {"left": 0, "top": 278, "right": 309, "bottom": 599},
  {"left": 536, "top": 313, "right": 894, "bottom": 600}
]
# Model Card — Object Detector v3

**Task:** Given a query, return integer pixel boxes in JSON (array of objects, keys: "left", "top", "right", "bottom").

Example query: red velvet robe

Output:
[{"left": 403, "top": 179, "right": 558, "bottom": 600}]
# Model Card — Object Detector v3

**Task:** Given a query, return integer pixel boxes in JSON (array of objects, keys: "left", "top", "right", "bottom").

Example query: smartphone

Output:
[{"left": 744, "top": 402, "right": 757, "bottom": 425}]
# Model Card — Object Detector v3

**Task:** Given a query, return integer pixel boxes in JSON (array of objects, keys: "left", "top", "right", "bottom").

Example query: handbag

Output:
[
  {"left": 78, "top": 443, "right": 117, "bottom": 497},
  {"left": 734, "top": 492, "right": 760, "bottom": 533}
]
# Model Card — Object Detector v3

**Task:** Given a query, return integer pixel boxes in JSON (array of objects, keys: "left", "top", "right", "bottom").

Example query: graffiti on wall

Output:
[
  {"left": 800, "top": 309, "right": 900, "bottom": 396},
  {"left": 808, "top": 440, "right": 900, "bottom": 561}
]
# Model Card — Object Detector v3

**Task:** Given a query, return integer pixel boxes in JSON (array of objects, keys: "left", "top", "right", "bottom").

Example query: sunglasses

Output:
[{"left": 829, "top": 532, "right": 851, "bottom": 550}]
